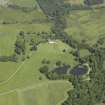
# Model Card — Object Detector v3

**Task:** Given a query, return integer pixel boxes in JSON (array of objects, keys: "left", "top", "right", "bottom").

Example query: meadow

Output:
[
  {"left": 0, "top": 81, "right": 72, "bottom": 105},
  {"left": 65, "top": 8, "right": 105, "bottom": 45},
  {"left": 11, "top": 0, "right": 38, "bottom": 7},
  {"left": 0, "top": 39, "right": 74, "bottom": 105},
  {"left": 0, "top": 0, "right": 46, "bottom": 24},
  {"left": 1, "top": 0, "right": 105, "bottom": 105}
]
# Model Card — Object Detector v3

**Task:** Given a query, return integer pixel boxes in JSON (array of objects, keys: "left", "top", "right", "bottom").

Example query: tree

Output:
[
  {"left": 39, "top": 65, "right": 49, "bottom": 74},
  {"left": 56, "top": 61, "right": 62, "bottom": 66},
  {"left": 84, "top": 0, "right": 104, "bottom": 5},
  {"left": 15, "top": 33, "right": 26, "bottom": 55}
]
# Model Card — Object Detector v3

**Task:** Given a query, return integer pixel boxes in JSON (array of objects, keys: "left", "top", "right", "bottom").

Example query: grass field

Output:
[
  {"left": 96, "top": 103, "right": 105, "bottom": 105},
  {"left": 23, "top": 81, "right": 72, "bottom": 105},
  {"left": 0, "top": 40, "right": 74, "bottom": 105},
  {"left": 0, "top": 23, "right": 52, "bottom": 33},
  {"left": 64, "top": 0, "right": 105, "bottom": 5},
  {"left": 11, "top": 0, "right": 38, "bottom": 7},
  {"left": 79, "top": 49, "right": 90, "bottom": 57},
  {"left": 0, "top": 40, "right": 76, "bottom": 92},
  {"left": 0, "top": 91, "right": 19, "bottom": 105},
  {"left": 0, "top": 7, "right": 47, "bottom": 23},
  {"left": 64, "top": 0, "right": 84, "bottom": 4},
  {"left": 0, "top": 80, "right": 72, "bottom": 105},
  {"left": 0, "top": 34, "right": 16, "bottom": 56},
  {"left": 0, "top": 62, "right": 20, "bottom": 82},
  {"left": 65, "top": 8, "right": 105, "bottom": 45},
  {"left": 0, "top": 22, "right": 52, "bottom": 85},
  {"left": 0, "top": 23, "right": 51, "bottom": 55},
  {"left": 1, "top": 1, "right": 104, "bottom": 104}
]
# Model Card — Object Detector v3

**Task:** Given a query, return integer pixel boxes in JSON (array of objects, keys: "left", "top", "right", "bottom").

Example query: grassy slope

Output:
[
  {"left": 0, "top": 23, "right": 52, "bottom": 33},
  {"left": 0, "top": 22, "right": 52, "bottom": 85},
  {"left": 0, "top": 91, "right": 19, "bottom": 105},
  {"left": 96, "top": 104, "right": 105, "bottom": 105},
  {"left": 0, "top": 7, "right": 46, "bottom": 23},
  {"left": 23, "top": 81, "right": 72, "bottom": 105},
  {"left": 65, "top": 8, "right": 105, "bottom": 45},
  {"left": 79, "top": 49, "right": 90, "bottom": 57},
  {"left": 0, "top": 34, "right": 16, "bottom": 56},
  {"left": 0, "top": 81, "right": 72, "bottom": 105},
  {"left": 0, "top": 62, "right": 20, "bottom": 82},
  {"left": 64, "top": 0, "right": 84, "bottom": 4},
  {"left": 0, "top": 23, "right": 51, "bottom": 55},
  {"left": 0, "top": 41, "right": 76, "bottom": 93},
  {"left": 11, "top": 0, "right": 37, "bottom": 7},
  {"left": 0, "top": 41, "right": 74, "bottom": 105},
  {"left": 64, "top": 0, "right": 105, "bottom": 5},
  {"left": 0, "top": 0, "right": 47, "bottom": 23}
]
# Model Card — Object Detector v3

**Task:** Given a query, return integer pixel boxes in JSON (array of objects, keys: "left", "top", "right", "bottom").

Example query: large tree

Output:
[{"left": 84, "top": 0, "right": 104, "bottom": 5}]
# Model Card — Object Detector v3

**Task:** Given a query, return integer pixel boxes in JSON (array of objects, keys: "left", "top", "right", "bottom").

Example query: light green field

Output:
[
  {"left": 23, "top": 81, "right": 72, "bottom": 105},
  {"left": 0, "top": 23, "right": 51, "bottom": 55},
  {"left": 0, "top": 40, "right": 76, "bottom": 93},
  {"left": 96, "top": 103, "right": 105, "bottom": 105},
  {"left": 0, "top": 22, "right": 52, "bottom": 91},
  {"left": 0, "top": 34, "right": 16, "bottom": 56},
  {"left": 65, "top": 8, "right": 105, "bottom": 45},
  {"left": 64, "top": 0, "right": 84, "bottom": 4},
  {"left": 11, "top": 0, "right": 38, "bottom": 7},
  {"left": 0, "top": 23, "right": 51, "bottom": 33},
  {"left": 79, "top": 49, "right": 90, "bottom": 58},
  {"left": 0, "top": 4, "right": 46, "bottom": 23},
  {"left": 0, "top": 91, "right": 19, "bottom": 105},
  {"left": 0, "top": 41, "right": 74, "bottom": 105},
  {"left": 37, "top": 40, "right": 77, "bottom": 67},
  {"left": 64, "top": 0, "right": 105, "bottom": 5},
  {"left": 0, "top": 81, "right": 72, "bottom": 105},
  {"left": 0, "top": 62, "right": 20, "bottom": 82}
]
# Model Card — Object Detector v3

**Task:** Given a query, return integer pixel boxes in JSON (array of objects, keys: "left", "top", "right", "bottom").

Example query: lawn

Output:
[
  {"left": 79, "top": 49, "right": 90, "bottom": 58},
  {"left": 0, "top": 23, "right": 51, "bottom": 56},
  {"left": 0, "top": 34, "right": 16, "bottom": 56},
  {"left": 0, "top": 62, "right": 20, "bottom": 82},
  {"left": 0, "top": 40, "right": 76, "bottom": 93},
  {"left": 64, "top": 0, "right": 84, "bottom": 4},
  {"left": 65, "top": 8, "right": 105, "bottom": 45},
  {"left": 23, "top": 81, "right": 73, "bottom": 105},
  {"left": 0, "top": 80, "right": 72, "bottom": 105},
  {"left": 0, "top": 22, "right": 52, "bottom": 92},
  {"left": 11, "top": 0, "right": 38, "bottom": 7},
  {"left": 96, "top": 103, "right": 105, "bottom": 105},
  {"left": 0, "top": 23, "right": 51, "bottom": 33},
  {"left": 0, "top": 3, "right": 46, "bottom": 24},
  {"left": 0, "top": 41, "right": 74, "bottom": 105},
  {"left": 0, "top": 91, "right": 19, "bottom": 105}
]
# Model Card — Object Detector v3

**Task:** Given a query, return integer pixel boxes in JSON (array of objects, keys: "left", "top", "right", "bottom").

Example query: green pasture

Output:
[
  {"left": 0, "top": 41, "right": 75, "bottom": 93},
  {"left": 0, "top": 23, "right": 51, "bottom": 56},
  {"left": 0, "top": 23, "right": 51, "bottom": 33},
  {"left": 79, "top": 49, "right": 90, "bottom": 57},
  {"left": 11, "top": 0, "right": 38, "bottom": 7},
  {"left": 0, "top": 81, "right": 72, "bottom": 105},
  {"left": 0, "top": 62, "right": 20, "bottom": 82},
  {"left": 0, "top": 91, "right": 19, "bottom": 105},
  {"left": 0, "top": 34, "right": 16, "bottom": 56},
  {"left": 0, "top": 40, "right": 74, "bottom": 105},
  {"left": 23, "top": 81, "right": 72, "bottom": 105},
  {"left": 96, "top": 103, "right": 105, "bottom": 105},
  {"left": 65, "top": 8, "right": 105, "bottom": 45},
  {"left": 0, "top": 5, "right": 46, "bottom": 23}
]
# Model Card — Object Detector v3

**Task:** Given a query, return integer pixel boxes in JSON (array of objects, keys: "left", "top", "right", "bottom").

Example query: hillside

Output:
[{"left": 0, "top": 0, "right": 105, "bottom": 105}]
